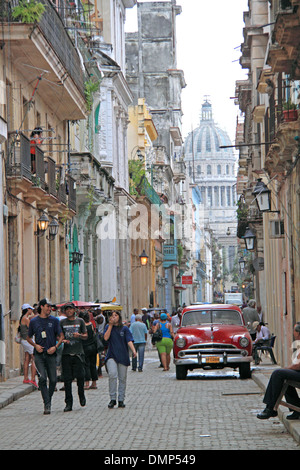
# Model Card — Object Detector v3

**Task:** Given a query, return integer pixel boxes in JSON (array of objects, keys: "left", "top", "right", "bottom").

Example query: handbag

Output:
[{"left": 151, "top": 328, "right": 163, "bottom": 345}]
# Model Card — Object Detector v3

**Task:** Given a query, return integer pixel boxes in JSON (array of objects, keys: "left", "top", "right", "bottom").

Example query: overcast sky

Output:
[{"left": 125, "top": 0, "right": 249, "bottom": 145}]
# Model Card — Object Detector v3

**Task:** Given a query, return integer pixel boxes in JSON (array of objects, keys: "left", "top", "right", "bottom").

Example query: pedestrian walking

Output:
[
  {"left": 153, "top": 313, "right": 174, "bottom": 371},
  {"left": 60, "top": 302, "right": 88, "bottom": 412},
  {"left": 103, "top": 310, "right": 136, "bottom": 408},
  {"left": 130, "top": 314, "right": 147, "bottom": 372},
  {"left": 130, "top": 308, "right": 138, "bottom": 325},
  {"left": 18, "top": 304, "right": 37, "bottom": 387},
  {"left": 78, "top": 311, "right": 98, "bottom": 390},
  {"left": 27, "top": 298, "right": 63, "bottom": 415},
  {"left": 257, "top": 322, "right": 300, "bottom": 420}
]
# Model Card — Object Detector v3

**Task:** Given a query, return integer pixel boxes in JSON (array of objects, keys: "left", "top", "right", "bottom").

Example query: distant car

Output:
[{"left": 173, "top": 304, "right": 253, "bottom": 380}]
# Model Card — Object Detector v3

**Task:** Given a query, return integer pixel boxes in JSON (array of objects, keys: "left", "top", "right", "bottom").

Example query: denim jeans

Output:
[
  {"left": 106, "top": 358, "right": 128, "bottom": 402},
  {"left": 34, "top": 351, "right": 57, "bottom": 406},
  {"left": 132, "top": 343, "right": 146, "bottom": 371}
]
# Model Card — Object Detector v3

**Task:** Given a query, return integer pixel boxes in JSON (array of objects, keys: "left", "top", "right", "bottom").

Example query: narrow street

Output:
[{"left": 0, "top": 349, "right": 298, "bottom": 452}]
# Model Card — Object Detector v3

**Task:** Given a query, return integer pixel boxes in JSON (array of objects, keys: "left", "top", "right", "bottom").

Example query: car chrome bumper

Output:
[{"left": 174, "top": 353, "right": 253, "bottom": 366}]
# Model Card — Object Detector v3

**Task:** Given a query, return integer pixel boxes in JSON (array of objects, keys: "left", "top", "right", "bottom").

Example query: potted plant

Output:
[
  {"left": 282, "top": 99, "right": 298, "bottom": 122},
  {"left": 12, "top": 0, "right": 45, "bottom": 23}
]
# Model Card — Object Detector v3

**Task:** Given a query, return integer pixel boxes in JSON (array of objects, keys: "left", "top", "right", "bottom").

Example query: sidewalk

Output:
[
  {"left": 1, "top": 353, "right": 300, "bottom": 445},
  {"left": 0, "top": 375, "right": 35, "bottom": 410}
]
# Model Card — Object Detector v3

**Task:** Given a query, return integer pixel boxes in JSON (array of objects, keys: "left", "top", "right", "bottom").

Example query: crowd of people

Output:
[
  {"left": 16, "top": 298, "right": 182, "bottom": 415},
  {"left": 19, "top": 296, "right": 300, "bottom": 423}
]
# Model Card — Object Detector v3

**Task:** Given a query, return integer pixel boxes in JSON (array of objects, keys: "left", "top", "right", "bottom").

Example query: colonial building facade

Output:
[{"left": 235, "top": 0, "right": 300, "bottom": 366}]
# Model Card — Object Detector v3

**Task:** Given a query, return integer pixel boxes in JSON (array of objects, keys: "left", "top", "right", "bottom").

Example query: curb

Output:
[{"left": 0, "top": 382, "right": 35, "bottom": 410}]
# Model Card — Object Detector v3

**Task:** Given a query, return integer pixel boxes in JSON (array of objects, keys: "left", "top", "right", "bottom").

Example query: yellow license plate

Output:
[{"left": 206, "top": 356, "right": 220, "bottom": 363}]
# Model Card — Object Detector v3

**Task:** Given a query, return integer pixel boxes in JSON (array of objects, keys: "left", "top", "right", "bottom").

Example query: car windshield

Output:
[{"left": 181, "top": 309, "right": 243, "bottom": 327}]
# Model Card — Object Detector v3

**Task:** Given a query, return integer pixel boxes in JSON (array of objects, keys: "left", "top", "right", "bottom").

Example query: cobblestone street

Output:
[{"left": 0, "top": 349, "right": 299, "bottom": 451}]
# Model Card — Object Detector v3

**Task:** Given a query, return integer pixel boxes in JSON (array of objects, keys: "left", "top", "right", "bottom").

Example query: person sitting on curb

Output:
[{"left": 257, "top": 322, "right": 300, "bottom": 420}]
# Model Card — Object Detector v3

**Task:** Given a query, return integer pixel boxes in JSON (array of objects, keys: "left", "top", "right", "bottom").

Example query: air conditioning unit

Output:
[{"left": 269, "top": 220, "right": 284, "bottom": 238}]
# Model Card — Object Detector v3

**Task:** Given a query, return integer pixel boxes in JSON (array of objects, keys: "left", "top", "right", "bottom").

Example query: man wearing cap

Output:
[
  {"left": 27, "top": 298, "right": 63, "bottom": 415},
  {"left": 60, "top": 302, "right": 88, "bottom": 412}
]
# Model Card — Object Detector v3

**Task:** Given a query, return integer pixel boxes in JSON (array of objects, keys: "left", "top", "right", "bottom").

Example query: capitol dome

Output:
[{"left": 184, "top": 100, "right": 234, "bottom": 160}]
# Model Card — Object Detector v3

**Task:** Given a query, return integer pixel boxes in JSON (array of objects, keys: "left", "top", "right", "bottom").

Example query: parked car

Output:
[{"left": 173, "top": 304, "right": 253, "bottom": 380}]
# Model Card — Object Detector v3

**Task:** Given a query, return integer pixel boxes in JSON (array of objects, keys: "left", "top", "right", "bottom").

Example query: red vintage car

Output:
[{"left": 173, "top": 304, "right": 253, "bottom": 380}]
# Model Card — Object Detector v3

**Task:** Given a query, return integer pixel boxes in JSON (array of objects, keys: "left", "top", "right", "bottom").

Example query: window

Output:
[
  {"left": 220, "top": 186, "right": 225, "bottom": 206},
  {"left": 207, "top": 164, "right": 211, "bottom": 175},
  {"left": 214, "top": 187, "right": 219, "bottom": 206},
  {"left": 217, "top": 164, "right": 221, "bottom": 175},
  {"left": 207, "top": 187, "right": 212, "bottom": 207},
  {"left": 182, "top": 309, "right": 243, "bottom": 326},
  {"left": 226, "top": 187, "right": 231, "bottom": 206}
]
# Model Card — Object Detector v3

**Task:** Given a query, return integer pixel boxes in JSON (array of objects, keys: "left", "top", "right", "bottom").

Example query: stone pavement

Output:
[{"left": 0, "top": 348, "right": 299, "bottom": 450}]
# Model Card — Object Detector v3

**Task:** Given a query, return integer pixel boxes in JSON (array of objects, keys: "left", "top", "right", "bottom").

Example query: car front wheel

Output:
[{"left": 176, "top": 365, "right": 188, "bottom": 380}]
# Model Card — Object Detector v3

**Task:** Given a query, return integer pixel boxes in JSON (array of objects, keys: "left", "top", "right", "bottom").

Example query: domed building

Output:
[{"left": 184, "top": 100, "right": 238, "bottom": 291}]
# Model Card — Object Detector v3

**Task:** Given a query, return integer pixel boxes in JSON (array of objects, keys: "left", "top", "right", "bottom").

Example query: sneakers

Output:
[
  {"left": 108, "top": 400, "right": 117, "bottom": 409},
  {"left": 257, "top": 407, "right": 278, "bottom": 419},
  {"left": 118, "top": 401, "right": 126, "bottom": 408},
  {"left": 30, "top": 380, "right": 38, "bottom": 388}
]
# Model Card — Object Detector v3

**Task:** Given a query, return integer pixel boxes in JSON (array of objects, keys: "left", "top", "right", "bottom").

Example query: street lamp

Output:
[
  {"left": 252, "top": 179, "right": 271, "bottom": 212},
  {"left": 46, "top": 218, "right": 59, "bottom": 241},
  {"left": 242, "top": 227, "right": 256, "bottom": 251},
  {"left": 132, "top": 250, "right": 149, "bottom": 270},
  {"left": 72, "top": 249, "right": 83, "bottom": 264},
  {"left": 34, "top": 213, "right": 49, "bottom": 237},
  {"left": 238, "top": 256, "right": 245, "bottom": 272},
  {"left": 139, "top": 249, "right": 149, "bottom": 266}
]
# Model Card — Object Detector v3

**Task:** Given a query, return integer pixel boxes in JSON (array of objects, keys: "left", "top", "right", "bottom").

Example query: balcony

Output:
[
  {"left": 267, "top": 5, "right": 300, "bottom": 78},
  {"left": 70, "top": 152, "right": 115, "bottom": 208},
  {"left": 265, "top": 119, "right": 299, "bottom": 175},
  {"left": 163, "top": 245, "right": 178, "bottom": 268},
  {"left": 1, "top": 0, "right": 87, "bottom": 120},
  {"left": 7, "top": 132, "right": 76, "bottom": 215}
]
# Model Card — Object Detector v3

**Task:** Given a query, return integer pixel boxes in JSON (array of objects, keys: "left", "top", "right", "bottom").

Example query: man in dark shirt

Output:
[
  {"left": 27, "top": 298, "right": 63, "bottom": 415},
  {"left": 60, "top": 302, "right": 87, "bottom": 412}
]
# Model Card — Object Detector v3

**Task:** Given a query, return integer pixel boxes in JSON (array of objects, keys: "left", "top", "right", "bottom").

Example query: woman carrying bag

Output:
[{"left": 153, "top": 312, "right": 174, "bottom": 371}]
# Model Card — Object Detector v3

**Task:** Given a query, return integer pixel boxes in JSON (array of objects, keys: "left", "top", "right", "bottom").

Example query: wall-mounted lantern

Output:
[
  {"left": 242, "top": 227, "right": 256, "bottom": 251},
  {"left": 46, "top": 218, "right": 59, "bottom": 241},
  {"left": 139, "top": 249, "right": 149, "bottom": 266},
  {"left": 72, "top": 249, "right": 84, "bottom": 264}
]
